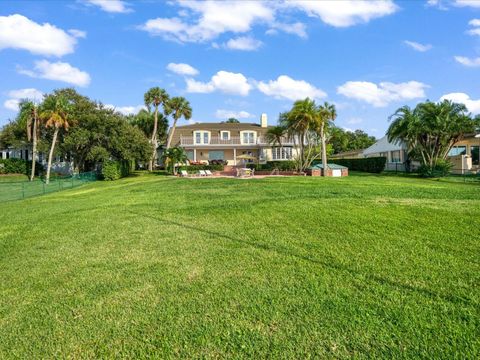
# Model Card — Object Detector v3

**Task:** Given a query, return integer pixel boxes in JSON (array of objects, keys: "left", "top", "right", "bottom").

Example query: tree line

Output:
[{"left": 0, "top": 87, "right": 191, "bottom": 182}]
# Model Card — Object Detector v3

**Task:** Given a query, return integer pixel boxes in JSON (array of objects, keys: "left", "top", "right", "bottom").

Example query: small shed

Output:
[{"left": 308, "top": 163, "right": 348, "bottom": 177}]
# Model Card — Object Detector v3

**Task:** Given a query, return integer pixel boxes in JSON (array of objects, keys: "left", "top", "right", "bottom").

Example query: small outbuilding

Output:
[{"left": 308, "top": 163, "right": 348, "bottom": 177}]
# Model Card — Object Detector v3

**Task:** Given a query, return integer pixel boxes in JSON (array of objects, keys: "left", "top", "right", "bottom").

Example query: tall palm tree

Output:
[
  {"left": 40, "top": 96, "right": 72, "bottom": 184},
  {"left": 19, "top": 100, "right": 40, "bottom": 181},
  {"left": 144, "top": 87, "right": 169, "bottom": 171},
  {"left": 165, "top": 96, "right": 192, "bottom": 149},
  {"left": 265, "top": 125, "right": 287, "bottom": 161},
  {"left": 318, "top": 102, "right": 337, "bottom": 176}
]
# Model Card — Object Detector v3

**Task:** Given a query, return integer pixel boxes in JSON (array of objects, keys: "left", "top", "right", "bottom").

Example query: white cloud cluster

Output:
[
  {"left": 337, "top": 81, "right": 428, "bottom": 107},
  {"left": 284, "top": 0, "right": 398, "bottom": 27},
  {"left": 186, "top": 71, "right": 252, "bottom": 96},
  {"left": 3, "top": 88, "right": 43, "bottom": 111},
  {"left": 257, "top": 75, "right": 327, "bottom": 101},
  {"left": 0, "top": 14, "right": 79, "bottom": 56},
  {"left": 105, "top": 104, "right": 145, "bottom": 115},
  {"left": 139, "top": 0, "right": 398, "bottom": 45},
  {"left": 18, "top": 60, "right": 91, "bottom": 87},
  {"left": 85, "top": 0, "right": 132, "bottom": 13},
  {"left": 166, "top": 62, "right": 199, "bottom": 76},
  {"left": 454, "top": 0, "right": 480, "bottom": 9},
  {"left": 215, "top": 109, "right": 254, "bottom": 119},
  {"left": 467, "top": 18, "right": 480, "bottom": 36},
  {"left": 224, "top": 36, "right": 262, "bottom": 51},
  {"left": 454, "top": 56, "right": 480, "bottom": 67},
  {"left": 68, "top": 29, "right": 87, "bottom": 39},
  {"left": 404, "top": 40, "right": 432, "bottom": 52},
  {"left": 440, "top": 92, "right": 480, "bottom": 113}
]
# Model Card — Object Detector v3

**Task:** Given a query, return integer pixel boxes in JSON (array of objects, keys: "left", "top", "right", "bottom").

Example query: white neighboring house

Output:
[
  {"left": 362, "top": 136, "right": 409, "bottom": 171},
  {"left": 0, "top": 146, "right": 73, "bottom": 175}
]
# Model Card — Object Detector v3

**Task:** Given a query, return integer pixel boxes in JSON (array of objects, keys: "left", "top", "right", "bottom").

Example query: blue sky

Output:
[{"left": 1, "top": 0, "right": 480, "bottom": 137}]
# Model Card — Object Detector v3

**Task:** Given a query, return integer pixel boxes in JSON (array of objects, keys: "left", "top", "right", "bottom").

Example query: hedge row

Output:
[
  {"left": 0, "top": 158, "right": 43, "bottom": 175},
  {"left": 246, "top": 161, "right": 297, "bottom": 171},
  {"left": 178, "top": 164, "right": 224, "bottom": 172},
  {"left": 332, "top": 157, "right": 386, "bottom": 173},
  {"left": 101, "top": 160, "right": 134, "bottom": 180}
]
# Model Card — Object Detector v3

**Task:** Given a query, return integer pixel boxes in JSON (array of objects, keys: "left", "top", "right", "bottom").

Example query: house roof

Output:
[
  {"left": 310, "top": 163, "right": 347, "bottom": 169},
  {"left": 363, "top": 135, "right": 405, "bottom": 155}
]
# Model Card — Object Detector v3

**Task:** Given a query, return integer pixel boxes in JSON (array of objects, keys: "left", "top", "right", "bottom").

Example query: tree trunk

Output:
[
  {"left": 148, "top": 107, "right": 159, "bottom": 171},
  {"left": 166, "top": 117, "right": 178, "bottom": 149},
  {"left": 321, "top": 123, "right": 328, "bottom": 177},
  {"left": 46, "top": 127, "right": 59, "bottom": 185},
  {"left": 30, "top": 107, "right": 38, "bottom": 181}
]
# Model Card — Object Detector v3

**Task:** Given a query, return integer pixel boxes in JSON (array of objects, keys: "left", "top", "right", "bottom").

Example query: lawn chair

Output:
[
  {"left": 180, "top": 170, "right": 189, "bottom": 177},
  {"left": 199, "top": 170, "right": 207, "bottom": 176},
  {"left": 205, "top": 170, "right": 213, "bottom": 176}
]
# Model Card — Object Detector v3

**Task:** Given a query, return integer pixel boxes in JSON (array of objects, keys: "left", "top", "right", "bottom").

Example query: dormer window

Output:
[
  {"left": 240, "top": 131, "right": 256, "bottom": 144},
  {"left": 220, "top": 131, "right": 230, "bottom": 140},
  {"left": 194, "top": 131, "right": 210, "bottom": 144}
]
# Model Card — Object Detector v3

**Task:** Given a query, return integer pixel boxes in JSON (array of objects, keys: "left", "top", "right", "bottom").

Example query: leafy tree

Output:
[
  {"left": 128, "top": 109, "right": 168, "bottom": 144},
  {"left": 318, "top": 102, "right": 337, "bottom": 175},
  {"left": 144, "top": 87, "right": 169, "bottom": 171},
  {"left": 224, "top": 117, "right": 239, "bottom": 123},
  {"left": 388, "top": 100, "right": 480, "bottom": 174},
  {"left": 265, "top": 125, "right": 287, "bottom": 148},
  {"left": 163, "top": 146, "right": 187, "bottom": 175},
  {"left": 165, "top": 96, "right": 192, "bottom": 149},
  {"left": 330, "top": 128, "right": 376, "bottom": 154},
  {"left": 39, "top": 95, "right": 73, "bottom": 184}
]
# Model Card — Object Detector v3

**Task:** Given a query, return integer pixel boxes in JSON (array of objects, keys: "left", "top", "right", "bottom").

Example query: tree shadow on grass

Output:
[{"left": 128, "top": 209, "right": 473, "bottom": 307}]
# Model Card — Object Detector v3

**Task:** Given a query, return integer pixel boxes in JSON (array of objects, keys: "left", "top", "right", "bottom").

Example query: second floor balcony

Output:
[{"left": 180, "top": 135, "right": 295, "bottom": 147}]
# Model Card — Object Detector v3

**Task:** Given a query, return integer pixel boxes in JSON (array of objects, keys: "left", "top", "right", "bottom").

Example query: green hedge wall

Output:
[
  {"left": 331, "top": 157, "right": 386, "bottom": 173},
  {"left": 246, "top": 161, "right": 297, "bottom": 171},
  {"left": 178, "top": 164, "right": 224, "bottom": 172},
  {"left": 100, "top": 160, "right": 133, "bottom": 180},
  {"left": 0, "top": 158, "right": 44, "bottom": 175}
]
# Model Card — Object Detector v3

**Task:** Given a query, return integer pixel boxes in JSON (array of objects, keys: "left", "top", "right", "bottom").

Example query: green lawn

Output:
[{"left": 1, "top": 173, "right": 479, "bottom": 358}]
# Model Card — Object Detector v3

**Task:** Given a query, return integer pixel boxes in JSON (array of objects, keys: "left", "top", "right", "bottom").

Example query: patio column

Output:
[
  {"left": 234, "top": 148, "right": 237, "bottom": 165},
  {"left": 194, "top": 149, "right": 197, "bottom": 162}
]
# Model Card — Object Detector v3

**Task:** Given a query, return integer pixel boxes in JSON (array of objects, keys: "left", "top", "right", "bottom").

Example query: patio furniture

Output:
[
  {"left": 199, "top": 170, "right": 207, "bottom": 176},
  {"left": 205, "top": 170, "right": 213, "bottom": 176},
  {"left": 180, "top": 170, "right": 189, "bottom": 177}
]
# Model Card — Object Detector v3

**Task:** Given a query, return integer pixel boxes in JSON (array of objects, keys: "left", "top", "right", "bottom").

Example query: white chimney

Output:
[{"left": 260, "top": 113, "right": 268, "bottom": 128}]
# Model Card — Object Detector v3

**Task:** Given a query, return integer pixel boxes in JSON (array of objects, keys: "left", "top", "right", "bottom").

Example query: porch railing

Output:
[{"left": 180, "top": 135, "right": 295, "bottom": 146}]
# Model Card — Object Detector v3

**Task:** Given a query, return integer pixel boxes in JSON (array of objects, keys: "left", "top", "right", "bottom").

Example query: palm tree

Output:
[
  {"left": 318, "top": 102, "right": 337, "bottom": 176},
  {"left": 162, "top": 146, "right": 187, "bottom": 175},
  {"left": 40, "top": 96, "right": 72, "bottom": 184},
  {"left": 165, "top": 96, "right": 192, "bottom": 149},
  {"left": 265, "top": 125, "right": 287, "bottom": 162},
  {"left": 19, "top": 100, "right": 40, "bottom": 181},
  {"left": 144, "top": 87, "right": 169, "bottom": 171}
]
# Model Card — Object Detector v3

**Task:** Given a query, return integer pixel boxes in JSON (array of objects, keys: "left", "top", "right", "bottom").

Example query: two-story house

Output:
[{"left": 167, "top": 114, "right": 295, "bottom": 165}]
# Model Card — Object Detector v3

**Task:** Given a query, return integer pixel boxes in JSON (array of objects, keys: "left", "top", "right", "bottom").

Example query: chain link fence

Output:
[{"left": 0, "top": 171, "right": 97, "bottom": 203}]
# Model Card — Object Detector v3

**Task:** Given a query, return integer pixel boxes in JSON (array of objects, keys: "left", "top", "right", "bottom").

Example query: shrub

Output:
[
  {"left": 417, "top": 159, "right": 453, "bottom": 178},
  {"left": 332, "top": 157, "right": 386, "bottom": 173},
  {"left": 0, "top": 158, "right": 43, "bottom": 175},
  {"left": 246, "top": 161, "right": 297, "bottom": 171},
  {"left": 100, "top": 160, "right": 133, "bottom": 180}
]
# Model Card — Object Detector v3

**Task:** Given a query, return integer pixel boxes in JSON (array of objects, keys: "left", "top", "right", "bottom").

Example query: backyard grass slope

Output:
[{"left": 0, "top": 173, "right": 479, "bottom": 358}]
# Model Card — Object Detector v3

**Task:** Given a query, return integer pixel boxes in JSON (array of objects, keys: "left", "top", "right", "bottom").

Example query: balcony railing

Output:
[{"left": 180, "top": 135, "right": 295, "bottom": 146}]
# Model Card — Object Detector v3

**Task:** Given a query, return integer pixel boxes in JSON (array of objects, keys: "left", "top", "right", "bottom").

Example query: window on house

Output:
[
  {"left": 390, "top": 150, "right": 401, "bottom": 163},
  {"left": 209, "top": 151, "right": 224, "bottom": 160},
  {"left": 194, "top": 131, "right": 210, "bottom": 144},
  {"left": 242, "top": 131, "right": 255, "bottom": 144},
  {"left": 471, "top": 146, "right": 479, "bottom": 165},
  {"left": 203, "top": 132, "right": 209, "bottom": 144},
  {"left": 379, "top": 152, "right": 387, "bottom": 158},
  {"left": 272, "top": 147, "right": 292, "bottom": 160},
  {"left": 186, "top": 151, "right": 194, "bottom": 160},
  {"left": 220, "top": 131, "right": 230, "bottom": 140},
  {"left": 195, "top": 132, "right": 201, "bottom": 144},
  {"left": 448, "top": 146, "right": 467, "bottom": 156}
]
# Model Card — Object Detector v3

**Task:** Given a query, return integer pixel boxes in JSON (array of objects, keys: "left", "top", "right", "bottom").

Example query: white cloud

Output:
[
  {"left": 186, "top": 71, "right": 251, "bottom": 96},
  {"left": 467, "top": 28, "right": 480, "bottom": 36},
  {"left": 18, "top": 60, "right": 91, "bottom": 87},
  {"left": 166, "top": 62, "right": 199, "bottom": 76},
  {"left": 467, "top": 18, "right": 480, "bottom": 36},
  {"left": 266, "top": 22, "right": 307, "bottom": 38},
  {"left": 257, "top": 75, "right": 327, "bottom": 101},
  {"left": 3, "top": 88, "right": 43, "bottom": 111},
  {"left": 454, "top": 56, "right": 480, "bottom": 67},
  {"left": 440, "top": 92, "right": 480, "bottom": 113},
  {"left": 404, "top": 40, "right": 432, "bottom": 52},
  {"left": 337, "top": 81, "right": 428, "bottom": 107},
  {"left": 139, "top": 1, "right": 273, "bottom": 42},
  {"left": 347, "top": 117, "right": 363, "bottom": 125},
  {"left": 215, "top": 109, "right": 255, "bottom": 119},
  {"left": 68, "top": 29, "right": 87, "bottom": 38},
  {"left": 0, "top": 14, "right": 78, "bottom": 57},
  {"left": 105, "top": 104, "right": 145, "bottom": 115},
  {"left": 224, "top": 36, "right": 262, "bottom": 51},
  {"left": 284, "top": 0, "right": 398, "bottom": 27},
  {"left": 85, "top": 0, "right": 132, "bottom": 13},
  {"left": 454, "top": 0, "right": 480, "bottom": 8},
  {"left": 469, "top": 19, "right": 480, "bottom": 27}
]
